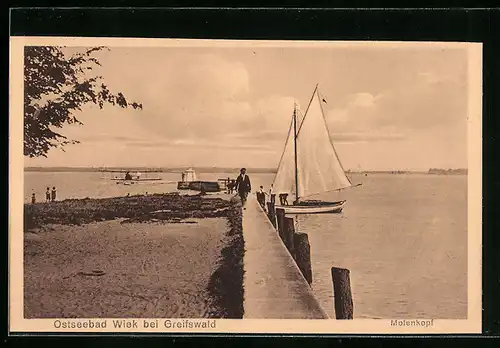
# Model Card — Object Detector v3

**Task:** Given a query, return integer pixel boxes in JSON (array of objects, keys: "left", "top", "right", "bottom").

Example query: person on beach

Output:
[
  {"left": 45, "top": 187, "right": 51, "bottom": 202},
  {"left": 31, "top": 192, "right": 36, "bottom": 204},
  {"left": 269, "top": 184, "right": 276, "bottom": 204},
  {"left": 51, "top": 187, "right": 57, "bottom": 202},
  {"left": 235, "top": 168, "right": 251, "bottom": 207},
  {"left": 125, "top": 171, "right": 132, "bottom": 180}
]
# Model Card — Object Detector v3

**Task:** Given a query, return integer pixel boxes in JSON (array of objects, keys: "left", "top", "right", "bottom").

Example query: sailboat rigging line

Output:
[
  {"left": 316, "top": 88, "right": 353, "bottom": 186},
  {"left": 293, "top": 104, "right": 300, "bottom": 202},
  {"left": 296, "top": 107, "right": 305, "bottom": 125},
  {"left": 301, "top": 183, "right": 363, "bottom": 199},
  {"left": 296, "top": 83, "right": 319, "bottom": 138},
  {"left": 271, "top": 117, "right": 294, "bottom": 188}
]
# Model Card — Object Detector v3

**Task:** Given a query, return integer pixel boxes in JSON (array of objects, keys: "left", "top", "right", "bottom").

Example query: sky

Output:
[{"left": 24, "top": 42, "right": 471, "bottom": 171}]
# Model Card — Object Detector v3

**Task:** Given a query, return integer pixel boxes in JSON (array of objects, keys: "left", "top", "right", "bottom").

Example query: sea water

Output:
[{"left": 24, "top": 171, "right": 467, "bottom": 319}]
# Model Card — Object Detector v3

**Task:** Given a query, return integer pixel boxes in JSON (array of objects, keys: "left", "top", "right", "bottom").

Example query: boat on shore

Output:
[{"left": 272, "top": 84, "right": 360, "bottom": 215}]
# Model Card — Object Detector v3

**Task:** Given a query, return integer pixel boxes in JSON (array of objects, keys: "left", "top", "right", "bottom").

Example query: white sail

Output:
[
  {"left": 272, "top": 118, "right": 296, "bottom": 196},
  {"left": 295, "top": 89, "right": 352, "bottom": 199}
]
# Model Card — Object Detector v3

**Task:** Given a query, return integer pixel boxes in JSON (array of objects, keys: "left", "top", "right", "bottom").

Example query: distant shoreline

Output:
[
  {"left": 23, "top": 167, "right": 276, "bottom": 174},
  {"left": 24, "top": 167, "right": 468, "bottom": 175}
]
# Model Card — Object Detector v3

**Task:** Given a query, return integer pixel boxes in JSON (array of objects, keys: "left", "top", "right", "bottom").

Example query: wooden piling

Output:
[
  {"left": 275, "top": 208, "right": 285, "bottom": 240},
  {"left": 331, "top": 267, "right": 353, "bottom": 319},
  {"left": 283, "top": 217, "right": 295, "bottom": 253},
  {"left": 293, "top": 232, "right": 313, "bottom": 285},
  {"left": 266, "top": 202, "right": 276, "bottom": 228}
]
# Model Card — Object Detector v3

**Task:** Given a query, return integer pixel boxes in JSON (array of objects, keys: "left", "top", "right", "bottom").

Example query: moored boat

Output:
[
  {"left": 278, "top": 200, "right": 346, "bottom": 214},
  {"left": 272, "top": 84, "right": 361, "bottom": 215}
]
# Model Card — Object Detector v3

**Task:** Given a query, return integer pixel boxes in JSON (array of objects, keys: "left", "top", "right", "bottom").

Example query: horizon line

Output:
[{"left": 23, "top": 165, "right": 468, "bottom": 171}]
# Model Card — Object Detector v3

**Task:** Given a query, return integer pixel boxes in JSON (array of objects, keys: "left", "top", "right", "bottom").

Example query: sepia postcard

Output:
[{"left": 9, "top": 36, "right": 482, "bottom": 334}]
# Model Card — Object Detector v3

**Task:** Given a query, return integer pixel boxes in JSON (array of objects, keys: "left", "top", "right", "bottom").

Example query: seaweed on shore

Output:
[
  {"left": 206, "top": 196, "right": 245, "bottom": 318},
  {"left": 24, "top": 193, "right": 231, "bottom": 231}
]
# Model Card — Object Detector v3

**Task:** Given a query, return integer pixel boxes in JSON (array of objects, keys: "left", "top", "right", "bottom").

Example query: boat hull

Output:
[
  {"left": 188, "top": 181, "right": 221, "bottom": 193},
  {"left": 177, "top": 181, "right": 221, "bottom": 192},
  {"left": 177, "top": 181, "right": 191, "bottom": 190},
  {"left": 275, "top": 200, "right": 346, "bottom": 215}
]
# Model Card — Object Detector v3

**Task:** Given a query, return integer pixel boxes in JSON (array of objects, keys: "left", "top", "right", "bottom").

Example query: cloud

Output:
[
  {"left": 325, "top": 69, "right": 466, "bottom": 137},
  {"left": 349, "top": 92, "right": 381, "bottom": 108},
  {"left": 186, "top": 53, "right": 250, "bottom": 99},
  {"left": 29, "top": 45, "right": 467, "bottom": 170},
  {"left": 131, "top": 138, "right": 275, "bottom": 151},
  {"left": 226, "top": 129, "right": 287, "bottom": 142},
  {"left": 417, "top": 71, "right": 459, "bottom": 85},
  {"left": 330, "top": 132, "right": 406, "bottom": 143},
  {"left": 52, "top": 50, "right": 301, "bottom": 163},
  {"left": 418, "top": 72, "right": 442, "bottom": 84},
  {"left": 89, "top": 50, "right": 255, "bottom": 141},
  {"left": 254, "top": 95, "right": 297, "bottom": 130},
  {"left": 328, "top": 108, "right": 349, "bottom": 124},
  {"left": 77, "top": 134, "right": 141, "bottom": 143},
  {"left": 77, "top": 132, "right": 277, "bottom": 153}
]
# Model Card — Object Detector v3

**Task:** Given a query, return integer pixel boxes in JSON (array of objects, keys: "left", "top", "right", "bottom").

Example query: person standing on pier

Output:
[
  {"left": 257, "top": 186, "right": 269, "bottom": 210},
  {"left": 235, "top": 168, "right": 251, "bottom": 207},
  {"left": 279, "top": 193, "right": 289, "bottom": 206},
  {"left": 269, "top": 184, "right": 276, "bottom": 204}
]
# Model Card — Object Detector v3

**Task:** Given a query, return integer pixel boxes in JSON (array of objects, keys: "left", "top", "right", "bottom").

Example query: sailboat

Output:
[{"left": 272, "top": 85, "right": 359, "bottom": 214}]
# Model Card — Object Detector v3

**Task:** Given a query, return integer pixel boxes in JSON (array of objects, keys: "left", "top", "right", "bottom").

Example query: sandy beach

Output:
[{"left": 24, "top": 194, "right": 244, "bottom": 318}]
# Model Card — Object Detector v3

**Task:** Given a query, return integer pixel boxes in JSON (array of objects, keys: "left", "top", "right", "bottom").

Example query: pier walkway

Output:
[{"left": 242, "top": 196, "right": 329, "bottom": 319}]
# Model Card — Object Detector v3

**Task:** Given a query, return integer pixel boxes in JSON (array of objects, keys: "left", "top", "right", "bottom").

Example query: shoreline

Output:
[
  {"left": 24, "top": 193, "right": 245, "bottom": 319},
  {"left": 207, "top": 196, "right": 244, "bottom": 318},
  {"left": 24, "top": 192, "right": 231, "bottom": 230}
]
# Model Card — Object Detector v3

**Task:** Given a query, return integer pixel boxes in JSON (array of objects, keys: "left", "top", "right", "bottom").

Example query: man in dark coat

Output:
[{"left": 235, "top": 168, "right": 251, "bottom": 206}]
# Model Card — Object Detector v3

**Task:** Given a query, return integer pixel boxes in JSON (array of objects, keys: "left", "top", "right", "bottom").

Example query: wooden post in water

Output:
[
  {"left": 275, "top": 208, "right": 285, "bottom": 240},
  {"left": 283, "top": 217, "right": 295, "bottom": 253},
  {"left": 267, "top": 202, "right": 276, "bottom": 228},
  {"left": 331, "top": 267, "right": 354, "bottom": 319},
  {"left": 293, "top": 232, "right": 313, "bottom": 285}
]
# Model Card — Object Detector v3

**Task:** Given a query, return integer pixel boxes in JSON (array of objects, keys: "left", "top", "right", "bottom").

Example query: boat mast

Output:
[
  {"left": 293, "top": 103, "right": 299, "bottom": 203},
  {"left": 296, "top": 83, "right": 319, "bottom": 137}
]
